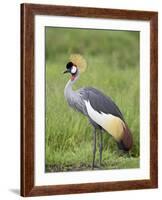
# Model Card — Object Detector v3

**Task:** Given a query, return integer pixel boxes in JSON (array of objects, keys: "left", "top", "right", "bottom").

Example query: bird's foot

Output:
[
  {"left": 99, "top": 163, "right": 103, "bottom": 169},
  {"left": 91, "top": 164, "right": 100, "bottom": 170}
]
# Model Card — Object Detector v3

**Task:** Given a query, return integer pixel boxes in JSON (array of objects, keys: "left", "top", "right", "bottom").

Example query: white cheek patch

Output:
[{"left": 71, "top": 66, "right": 77, "bottom": 74}]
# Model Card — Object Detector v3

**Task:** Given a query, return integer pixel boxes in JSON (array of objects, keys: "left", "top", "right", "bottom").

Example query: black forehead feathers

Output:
[{"left": 66, "top": 62, "right": 73, "bottom": 69}]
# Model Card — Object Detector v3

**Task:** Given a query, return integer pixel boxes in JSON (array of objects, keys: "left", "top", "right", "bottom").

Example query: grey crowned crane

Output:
[{"left": 63, "top": 54, "right": 133, "bottom": 169}]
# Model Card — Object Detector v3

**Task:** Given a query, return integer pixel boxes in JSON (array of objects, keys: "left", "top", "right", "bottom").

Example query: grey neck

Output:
[{"left": 64, "top": 75, "right": 79, "bottom": 100}]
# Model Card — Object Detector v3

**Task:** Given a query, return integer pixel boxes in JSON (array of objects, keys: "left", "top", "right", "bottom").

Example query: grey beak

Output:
[{"left": 63, "top": 69, "right": 70, "bottom": 74}]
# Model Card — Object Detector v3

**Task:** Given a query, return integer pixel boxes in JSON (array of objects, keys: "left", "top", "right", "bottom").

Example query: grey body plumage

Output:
[{"left": 64, "top": 78, "right": 124, "bottom": 128}]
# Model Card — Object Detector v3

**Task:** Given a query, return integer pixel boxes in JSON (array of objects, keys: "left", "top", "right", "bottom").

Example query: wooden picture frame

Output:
[{"left": 21, "top": 3, "right": 158, "bottom": 197}]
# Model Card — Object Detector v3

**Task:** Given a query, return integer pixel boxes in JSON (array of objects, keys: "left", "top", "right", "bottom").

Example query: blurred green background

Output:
[{"left": 45, "top": 27, "right": 140, "bottom": 172}]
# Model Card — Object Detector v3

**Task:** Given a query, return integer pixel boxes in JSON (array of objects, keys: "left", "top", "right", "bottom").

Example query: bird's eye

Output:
[{"left": 71, "top": 66, "right": 77, "bottom": 74}]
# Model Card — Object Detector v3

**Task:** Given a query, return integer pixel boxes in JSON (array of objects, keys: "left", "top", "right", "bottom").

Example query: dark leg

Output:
[
  {"left": 92, "top": 128, "right": 96, "bottom": 169},
  {"left": 99, "top": 131, "right": 103, "bottom": 167}
]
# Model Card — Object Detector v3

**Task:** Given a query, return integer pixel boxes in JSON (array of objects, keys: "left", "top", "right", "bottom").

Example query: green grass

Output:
[{"left": 45, "top": 28, "right": 140, "bottom": 172}]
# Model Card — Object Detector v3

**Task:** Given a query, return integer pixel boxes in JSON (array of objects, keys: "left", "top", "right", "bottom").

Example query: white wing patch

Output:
[
  {"left": 84, "top": 100, "right": 124, "bottom": 140},
  {"left": 84, "top": 100, "right": 112, "bottom": 128}
]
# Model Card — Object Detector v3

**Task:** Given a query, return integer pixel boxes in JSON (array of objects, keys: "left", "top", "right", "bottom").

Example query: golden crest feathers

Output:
[{"left": 69, "top": 54, "right": 87, "bottom": 73}]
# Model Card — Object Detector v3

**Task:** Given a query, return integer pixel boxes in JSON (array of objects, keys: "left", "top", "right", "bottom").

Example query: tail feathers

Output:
[{"left": 117, "top": 124, "right": 133, "bottom": 151}]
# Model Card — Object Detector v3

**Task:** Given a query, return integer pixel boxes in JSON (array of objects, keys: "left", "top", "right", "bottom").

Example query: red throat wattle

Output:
[{"left": 71, "top": 75, "right": 76, "bottom": 81}]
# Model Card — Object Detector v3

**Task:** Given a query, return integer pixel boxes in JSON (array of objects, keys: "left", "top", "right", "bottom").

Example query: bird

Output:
[{"left": 63, "top": 54, "right": 133, "bottom": 169}]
